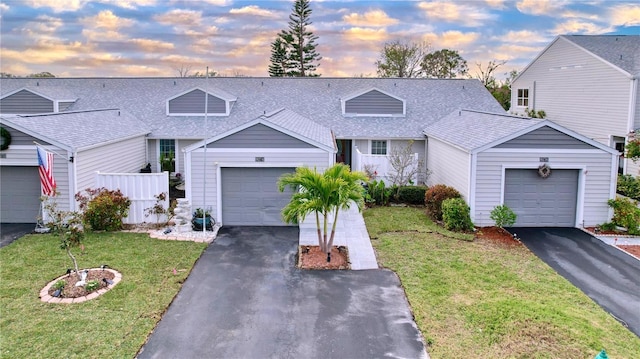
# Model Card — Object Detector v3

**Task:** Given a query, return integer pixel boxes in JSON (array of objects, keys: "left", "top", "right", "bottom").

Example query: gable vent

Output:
[
  {"left": 168, "top": 89, "right": 228, "bottom": 116},
  {"left": 343, "top": 89, "right": 405, "bottom": 117}
]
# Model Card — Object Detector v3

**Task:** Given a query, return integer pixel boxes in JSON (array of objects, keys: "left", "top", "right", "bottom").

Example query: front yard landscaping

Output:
[
  {"left": 365, "top": 206, "right": 640, "bottom": 358},
  {"left": 0, "top": 232, "right": 206, "bottom": 358}
]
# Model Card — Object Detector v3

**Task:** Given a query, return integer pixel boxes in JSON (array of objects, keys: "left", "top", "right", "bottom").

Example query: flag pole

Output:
[
  {"left": 33, "top": 141, "right": 67, "bottom": 159},
  {"left": 202, "top": 67, "right": 209, "bottom": 234}
]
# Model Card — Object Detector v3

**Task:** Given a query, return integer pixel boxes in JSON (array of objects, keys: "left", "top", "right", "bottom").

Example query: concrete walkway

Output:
[{"left": 299, "top": 204, "right": 378, "bottom": 270}]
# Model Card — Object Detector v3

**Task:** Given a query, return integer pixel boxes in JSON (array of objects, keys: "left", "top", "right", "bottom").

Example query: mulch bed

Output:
[
  {"left": 618, "top": 245, "right": 640, "bottom": 259},
  {"left": 475, "top": 226, "right": 521, "bottom": 246},
  {"left": 298, "top": 245, "right": 350, "bottom": 270},
  {"left": 48, "top": 269, "right": 115, "bottom": 298}
]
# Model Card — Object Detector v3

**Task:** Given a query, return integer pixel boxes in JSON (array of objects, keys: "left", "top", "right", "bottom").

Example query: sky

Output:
[{"left": 1, "top": 0, "right": 639, "bottom": 79}]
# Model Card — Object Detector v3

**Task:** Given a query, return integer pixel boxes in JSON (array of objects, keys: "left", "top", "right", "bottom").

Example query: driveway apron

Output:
[
  {"left": 137, "top": 226, "right": 427, "bottom": 359},
  {"left": 0, "top": 223, "right": 35, "bottom": 248},
  {"left": 511, "top": 227, "right": 640, "bottom": 337}
]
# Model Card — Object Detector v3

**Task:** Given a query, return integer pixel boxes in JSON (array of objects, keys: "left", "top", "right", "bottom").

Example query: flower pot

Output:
[{"left": 192, "top": 216, "right": 214, "bottom": 231}]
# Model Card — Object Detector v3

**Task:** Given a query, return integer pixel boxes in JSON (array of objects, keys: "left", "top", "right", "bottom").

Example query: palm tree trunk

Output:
[
  {"left": 322, "top": 212, "right": 329, "bottom": 253},
  {"left": 315, "top": 211, "right": 323, "bottom": 249},
  {"left": 327, "top": 208, "right": 340, "bottom": 251}
]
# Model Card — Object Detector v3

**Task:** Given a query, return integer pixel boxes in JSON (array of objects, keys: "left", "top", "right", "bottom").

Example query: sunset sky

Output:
[{"left": 1, "top": 0, "right": 639, "bottom": 79}]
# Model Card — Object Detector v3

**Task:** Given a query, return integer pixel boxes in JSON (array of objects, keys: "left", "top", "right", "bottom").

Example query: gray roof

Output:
[
  {"left": 19, "top": 85, "right": 78, "bottom": 101},
  {"left": 0, "top": 77, "right": 505, "bottom": 140},
  {"left": 0, "top": 109, "right": 150, "bottom": 151},
  {"left": 260, "top": 108, "right": 334, "bottom": 150},
  {"left": 562, "top": 35, "right": 640, "bottom": 76},
  {"left": 424, "top": 109, "right": 542, "bottom": 151}
]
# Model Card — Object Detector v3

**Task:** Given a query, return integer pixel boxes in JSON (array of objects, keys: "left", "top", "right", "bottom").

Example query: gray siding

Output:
[
  {"left": 208, "top": 124, "right": 314, "bottom": 149},
  {"left": 474, "top": 150, "right": 614, "bottom": 227},
  {"left": 0, "top": 125, "right": 51, "bottom": 146},
  {"left": 168, "top": 89, "right": 226, "bottom": 114},
  {"left": 511, "top": 38, "right": 630, "bottom": 146},
  {"left": 58, "top": 101, "right": 74, "bottom": 111},
  {"left": 75, "top": 135, "right": 147, "bottom": 192},
  {"left": 496, "top": 126, "right": 594, "bottom": 149},
  {"left": 0, "top": 90, "right": 54, "bottom": 114},
  {"left": 345, "top": 90, "right": 403, "bottom": 115},
  {"left": 426, "top": 137, "right": 470, "bottom": 199}
]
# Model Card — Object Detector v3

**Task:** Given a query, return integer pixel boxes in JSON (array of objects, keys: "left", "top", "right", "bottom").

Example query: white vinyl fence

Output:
[
  {"left": 352, "top": 147, "right": 419, "bottom": 185},
  {"left": 95, "top": 171, "right": 169, "bottom": 224}
]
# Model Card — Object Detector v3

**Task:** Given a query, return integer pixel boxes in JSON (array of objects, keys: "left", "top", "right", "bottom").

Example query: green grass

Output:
[
  {"left": 364, "top": 206, "right": 640, "bottom": 359},
  {"left": 0, "top": 232, "right": 207, "bottom": 359}
]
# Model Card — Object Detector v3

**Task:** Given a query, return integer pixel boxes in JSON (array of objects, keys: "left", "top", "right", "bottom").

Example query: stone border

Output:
[{"left": 39, "top": 268, "right": 122, "bottom": 304}]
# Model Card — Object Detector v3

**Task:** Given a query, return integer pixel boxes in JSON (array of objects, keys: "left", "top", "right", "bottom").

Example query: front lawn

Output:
[
  {"left": 365, "top": 206, "right": 640, "bottom": 358},
  {"left": 0, "top": 232, "right": 207, "bottom": 358}
]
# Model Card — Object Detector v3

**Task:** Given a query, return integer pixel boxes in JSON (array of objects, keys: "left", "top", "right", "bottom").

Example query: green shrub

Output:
[
  {"left": 490, "top": 204, "right": 517, "bottom": 228},
  {"left": 617, "top": 174, "right": 640, "bottom": 200},
  {"left": 53, "top": 280, "right": 66, "bottom": 290},
  {"left": 75, "top": 188, "right": 132, "bottom": 231},
  {"left": 607, "top": 197, "right": 640, "bottom": 235},
  {"left": 442, "top": 198, "right": 474, "bottom": 232},
  {"left": 366, "top": 180, "right": 392, "bottom": 206},
  {"left": 424, "top": 184, "right": 462, "bottom": 221},
  {"left": 85, "top": 280, "right": 100, "bottom": 292},
  {"left": 397, "top": 186, "right": 427, "bottom": 205}
]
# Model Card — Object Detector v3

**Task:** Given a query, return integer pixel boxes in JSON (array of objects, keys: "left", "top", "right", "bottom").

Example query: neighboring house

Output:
[
  {"left": 0, "top": 109, "right": 149, "bottom": 222},
  {"left": 0, "top": 77, "right": 618, "bottom": 228},
  {"left": 510, "top": 35, "right": 640, "bottom": 176}
]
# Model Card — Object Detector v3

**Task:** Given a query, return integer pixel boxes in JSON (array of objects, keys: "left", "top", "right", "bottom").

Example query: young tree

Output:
[
  {"left": 421, "top": 49, "right": 468, "bottom": 78},
  {"left": 269, "top": 0, "right": 322, "bottom": 77},
  {"left": 375, "top": 40, "right": 430, "bottom": 78},
  {"left": 387, "top": 140, "right": 424, "bottom": 187},
  {"left": 278, "top": 164, "right": 367, "bottom": 262},
  {"left": 472, "top": 60, "right": 507, "bottom": 88}
]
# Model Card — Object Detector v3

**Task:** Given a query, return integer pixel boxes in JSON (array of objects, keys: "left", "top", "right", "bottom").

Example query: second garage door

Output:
[
  {"left": 504, "top": 169, "right": 578, "bottom": 227},
  {"left": 221, "top": 167, "right": 295, "bottom": 226},
  {"left": 1, "top": 166, "right": 41, "bottom": 223}
]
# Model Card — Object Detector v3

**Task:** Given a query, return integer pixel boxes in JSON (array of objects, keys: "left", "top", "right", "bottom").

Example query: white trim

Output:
[
  {"left": 500, "top": 164, "right": 586, "bottom": 227},
  {"left": 608, "top": 152, "right": 619, "bottom": 221},
  {"left": 165, "top": 87, "right": 236, "bottom": 116},
  {"left": 185, "top": 150, "right": 192, "bottom": 202},
  {"left": 469, "top": 152, "right": 477, "bottom": 223},
  {"left": 190, "top": 148, "right": 327, "bottom": 154},
  {"left": 216, "top": 162, "right": 306, "bottom": 168},
  {"left": 341, "top": 87, "right": 406, "bottom": 117},
  {"left": 369, "top": 139, "right": 389, "bottom": 155},
  {"left": 216, "top": 164, "right": 222, "bottom": 225},
  {"left": 628, "top": 78, "right": 638, "bottom": 132}
]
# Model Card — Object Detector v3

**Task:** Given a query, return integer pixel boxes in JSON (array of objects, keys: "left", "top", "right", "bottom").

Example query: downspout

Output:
[
  {"left": 625, "top": 77, "right": 638, "bottom": 176},
  {"left": 71, "top": 151, "right": 78, "bottom": 212},
  {"left": 532, "top": 81, "right": 536, "bottom": 111}
]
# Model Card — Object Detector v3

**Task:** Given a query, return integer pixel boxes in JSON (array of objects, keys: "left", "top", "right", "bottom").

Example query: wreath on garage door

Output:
[
  {"left": 538, "top": 163, "right": 551, "bottom": 178},
  {"left": 0, "top": 127, "right": 11, "bottom": 151}
]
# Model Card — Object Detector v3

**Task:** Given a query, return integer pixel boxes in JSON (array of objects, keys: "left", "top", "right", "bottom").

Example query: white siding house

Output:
[
  {"left": 510, "top": 35, "right": 639, "bottom": 176},
  {"left": 425, "top": 110, "right": 618, "bottom": 228}
]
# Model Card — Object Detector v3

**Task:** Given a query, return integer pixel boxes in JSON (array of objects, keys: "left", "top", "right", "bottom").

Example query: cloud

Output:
[
  {"left": 422, "top": 30, "right": 480, "bottom": 50},
  {"left": 0, "top": 3, "right": 9, "bottom": 12},
  {"left": 611, "top": 4, "right": 640, "bottom": 26},
  {"left": 154, "top": 9, "right": 203, "bottom": 26},
  {"left": 1, "top": 40, "right": 86, "bottom": 64},
  {"left": 20, "top": 15, "right": 64, "bottom": 39},
  {"left": 497, "top": 30, "right": 548, "bottom": 44},
  {"left": 22, "top": 0, "right": 88, "bottom": 12},
  {"left": 343, "top": 10, "right": 399, "bottom": 27},
  {"left": 552, "top": 19, "right": 613, "bottom": 35},
  {"left": 229, "top": 5, "right": 277, "bottom": 17},
  {"left": 517, "top": 0, "right": 568, "bottom": 16},
  {"left": 417, "top": 1, "right": 495, "bottom": 27},
  {"left": 81, "top": 10, "right": 134, "bottom": 30},
  {"left": 485, "top": 0, "right": 506, "bottom": 9},
  {"left": 99, "top": 0, "right": 157, "bottom": 9},
  {"left": 129, "top": 38, "right": 174, "bottom": 52},
  {"left": 343, "top": 27, "right": 389, "bottom": 42}
]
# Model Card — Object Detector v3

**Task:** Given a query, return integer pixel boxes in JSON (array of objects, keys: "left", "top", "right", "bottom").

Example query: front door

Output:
[{"left": 336, "top": 139, "right": 352, "bottom": 167}]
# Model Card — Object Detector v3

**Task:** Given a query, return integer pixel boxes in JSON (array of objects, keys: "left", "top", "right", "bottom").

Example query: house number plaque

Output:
[
  {"left": 539, "top": 157, "right": 549, "bottom": 162},
  {"left": 255, "top": 157, "right": 265, "bottom": 162}
]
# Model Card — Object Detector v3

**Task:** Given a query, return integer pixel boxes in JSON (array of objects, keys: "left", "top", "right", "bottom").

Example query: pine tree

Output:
[
  {"left": 268, "top": 37, "right": 289, "bottom": 77},
  {"left": 268, "top": 0, "right": 321, "bottom": 77}
]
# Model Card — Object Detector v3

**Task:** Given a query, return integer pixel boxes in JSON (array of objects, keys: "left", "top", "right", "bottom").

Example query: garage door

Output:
[
  {"left": 504, "top": 169, "right": 578, "bottom": 227},
  {"left": 1, "top": 166, "right": 41, "bottom": 223},
  {"left": 221, "top": 167, "right": 295, "bottom": 226}
]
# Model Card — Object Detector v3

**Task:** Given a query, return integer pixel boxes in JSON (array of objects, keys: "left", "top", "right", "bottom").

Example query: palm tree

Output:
[{"left": 278, "top": 164, "right": 367, "bottom": 262}]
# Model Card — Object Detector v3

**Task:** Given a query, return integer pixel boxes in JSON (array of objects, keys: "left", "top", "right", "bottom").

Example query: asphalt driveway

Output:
[
  {"left": 137, "top": 226, "right": 427, "bottom": 359},
  {"left": 511, "top": 227, "right": 640, "bottom": 337},
  {"left": 0, "top": 223, "right": 35, "bottom": 248}
]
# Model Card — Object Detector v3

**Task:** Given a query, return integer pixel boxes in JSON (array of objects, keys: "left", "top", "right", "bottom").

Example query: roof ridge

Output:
[{"left": 18, "top": 108, "right": 121, "bottom": 118}]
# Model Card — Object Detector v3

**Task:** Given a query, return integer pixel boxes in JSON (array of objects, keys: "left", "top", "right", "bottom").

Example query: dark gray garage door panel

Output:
[
  {"left": 221, "top": 167, "right": 295, "bottom": 226},
  {"left": 1, "top": 166, "right": 41, "bottom": 223},
  {"left": 504, "top": 169, "right": 578, "bottom": 227}
]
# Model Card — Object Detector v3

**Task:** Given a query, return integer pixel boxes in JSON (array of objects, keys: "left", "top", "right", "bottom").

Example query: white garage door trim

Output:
[
  {"left": 217, "top": 164, "right": 295, "bottom": 226},
  {"left": 500, "top": 164, "right": 585, "bottom": 227}
]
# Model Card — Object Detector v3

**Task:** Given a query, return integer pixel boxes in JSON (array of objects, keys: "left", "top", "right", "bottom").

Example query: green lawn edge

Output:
[
  {"left": 0, "top": 232, "right": 207, "bottom": 359},
  {"left": 364, "top": 206, "right": 640, "bottom": 359}
]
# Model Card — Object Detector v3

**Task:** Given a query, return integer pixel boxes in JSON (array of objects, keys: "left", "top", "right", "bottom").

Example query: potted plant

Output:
[{"left": 192, "top": 208, "right": 214, "bottom": 231}]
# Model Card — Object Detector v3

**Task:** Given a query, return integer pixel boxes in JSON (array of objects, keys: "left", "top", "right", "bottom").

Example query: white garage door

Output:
[
  {"left": 1, "top": 166, "right": 41, "bottom": 223},
  {"left": 504, "top": 169, "right": 578, "bottom": 227},
  {"left": 221, "top": 167, "right": 295, "bottom": 226}
]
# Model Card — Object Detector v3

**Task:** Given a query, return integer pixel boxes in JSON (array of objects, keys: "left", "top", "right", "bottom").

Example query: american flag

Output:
[{"left": 36, "top": 146, "right": 56, "bottom": 196}]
